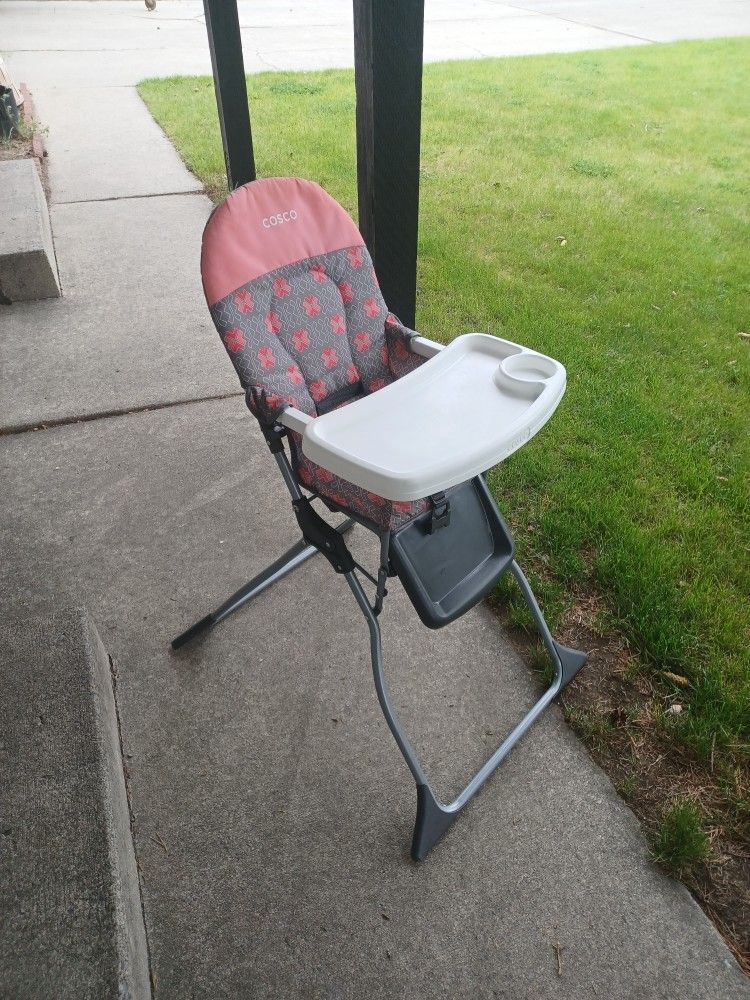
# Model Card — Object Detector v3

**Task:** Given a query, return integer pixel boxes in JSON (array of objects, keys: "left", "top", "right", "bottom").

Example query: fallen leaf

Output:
[
  {"left": 608, "top": 707, "right": 628, "bottom": 727},
  {"left": 150, "top": 832, "right": 169, "bottom": 855},
  {"left": 553, "top": 941, "right": 563, "bottom": 977},
  {"left": 663, "top": 671, "right": 691, "bottom": 689}
]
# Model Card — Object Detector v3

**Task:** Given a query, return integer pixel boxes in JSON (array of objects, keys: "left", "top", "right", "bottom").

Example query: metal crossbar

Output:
[{"left": 171, "top": 521, "right": 354, "bottom": 650}]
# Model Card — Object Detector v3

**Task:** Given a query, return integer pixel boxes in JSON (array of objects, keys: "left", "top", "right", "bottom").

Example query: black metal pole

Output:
[
  {"left": 203, "top": 0, "right": 256, "bottom": 190},
  {"left": 353, "top": 0, "right": 425, "bottom": 328}
]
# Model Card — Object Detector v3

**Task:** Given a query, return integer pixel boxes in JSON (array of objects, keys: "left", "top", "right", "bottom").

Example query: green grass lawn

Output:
[{"left": 139, "top": 39, "right": 750, "bottom": 770}]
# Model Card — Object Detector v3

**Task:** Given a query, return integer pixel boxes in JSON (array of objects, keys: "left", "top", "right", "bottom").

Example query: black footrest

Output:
[{"left": 389, "top": 477, "right": 514, "bottom": 629}]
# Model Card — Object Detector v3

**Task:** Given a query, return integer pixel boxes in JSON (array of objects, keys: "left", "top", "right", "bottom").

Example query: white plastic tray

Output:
[{"left": 300, "top": 333, "right": 566, "bottom": 501}]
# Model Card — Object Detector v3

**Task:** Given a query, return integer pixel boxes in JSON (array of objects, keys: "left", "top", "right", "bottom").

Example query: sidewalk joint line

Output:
[
  {"left": 0, "top": 392, "right": 244, "bottom": 438},
  {"left": 488, "top": 2, "right": 658, "bottom": 44},
  {"left": 54, "top": 189, "right": 204, "bottom": 207}
]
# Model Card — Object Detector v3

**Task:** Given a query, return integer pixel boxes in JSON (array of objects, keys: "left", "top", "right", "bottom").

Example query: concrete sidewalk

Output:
[
  {"left": 2, "top": 2, "right": 749, "bottom": 997},
  {"left": 3, "top": 402, "right": 747, "bottom": 999}
]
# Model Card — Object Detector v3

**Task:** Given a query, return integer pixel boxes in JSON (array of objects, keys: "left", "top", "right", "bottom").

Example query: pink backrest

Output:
[
  {"left": 202, "top": 176, "right": 407, "bottom": 420},
  {"left": 202, "top": 177, "right": 364, "bottom": 308}
]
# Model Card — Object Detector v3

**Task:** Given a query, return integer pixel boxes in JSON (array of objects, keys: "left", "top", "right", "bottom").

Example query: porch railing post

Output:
[
  {"left": 203, "top": 0, "right": 256, "bottom": 190},
  {"left": 353, "top": 0, "right": 425, "bottom": 328}
]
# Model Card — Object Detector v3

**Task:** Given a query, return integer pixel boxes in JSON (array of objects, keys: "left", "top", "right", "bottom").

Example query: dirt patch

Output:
[
  {"left": 0, "top": 133, "right": 34, "bottom": 161},
  {"left": 493, "top": 585, "right": 750, "bottom": 976}
]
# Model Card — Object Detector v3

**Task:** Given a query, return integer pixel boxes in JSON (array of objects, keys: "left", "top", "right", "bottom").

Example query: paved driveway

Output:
[{"left": 2, "top": 0, "right": 749, "bottom": 86}]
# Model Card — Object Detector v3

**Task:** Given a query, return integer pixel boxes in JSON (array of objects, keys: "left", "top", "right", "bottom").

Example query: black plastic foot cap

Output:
[
  {"left": 411, "top": 784, "right": 461, "bottom": 861},
  {"left": 553, "top": 642, "right": 587, "bottom": 687},
  {"left": 171, "top": 614, "right": 215, "bottom": 650}
]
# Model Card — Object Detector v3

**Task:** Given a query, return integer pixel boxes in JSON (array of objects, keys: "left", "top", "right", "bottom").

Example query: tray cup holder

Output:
[
  {"left": 502, "top": 351, "right": 559, "bottom": 381},
  {"left": 494, "top": 351, "right": 561, "bottom": 399}
]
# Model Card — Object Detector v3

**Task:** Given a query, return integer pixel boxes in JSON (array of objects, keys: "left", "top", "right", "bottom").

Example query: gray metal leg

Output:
[
  {"left": 172, "top": 518, "right": 355, "bottom": 649},
  {"left": 345, "top": 559, "right": 586, "bottom": 861}
]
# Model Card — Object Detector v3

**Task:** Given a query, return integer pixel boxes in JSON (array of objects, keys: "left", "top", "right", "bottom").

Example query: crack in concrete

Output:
[
  {"left": 494, "top": 1, "right": 658, "bottom": 44},
  {"left": 107, "top": 652, "right": 155, "bottom": 999},
  {"left": 0, "top": 391, "right": 244, "bottom": 438},
  {"left": 53, "top": 189, "right": 204, "bottom": 207}
]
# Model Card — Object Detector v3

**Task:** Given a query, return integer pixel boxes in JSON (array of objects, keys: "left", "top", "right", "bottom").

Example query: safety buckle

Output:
[{"left": 426, "top": 491, "right": 451, "bottom": 534}]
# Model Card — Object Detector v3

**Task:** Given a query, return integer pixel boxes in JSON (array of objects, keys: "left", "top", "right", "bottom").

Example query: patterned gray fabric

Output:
[
  {"left": 209, "top": 241, "right": 430, "bottom": 530},
  {"left": 210, "top": 245, "right": 394, "bottom": 418}
]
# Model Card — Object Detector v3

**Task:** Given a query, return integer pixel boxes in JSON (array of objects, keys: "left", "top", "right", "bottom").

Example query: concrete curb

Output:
[
  {"left": 0, "top": 606, "right": 151, "bottom": 999},
  {"left": 0, "top": 158, "right": 60, "bottom": 302}
]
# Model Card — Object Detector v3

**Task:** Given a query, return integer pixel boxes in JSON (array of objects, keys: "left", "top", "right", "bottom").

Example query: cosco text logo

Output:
[{"left": 262, "top": 210, "right": 298, "bottom": 228}]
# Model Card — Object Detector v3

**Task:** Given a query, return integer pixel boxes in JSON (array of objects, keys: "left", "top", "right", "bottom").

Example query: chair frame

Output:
[{"left": 172, "top": 368, "right": 586, "bottom": 860}]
